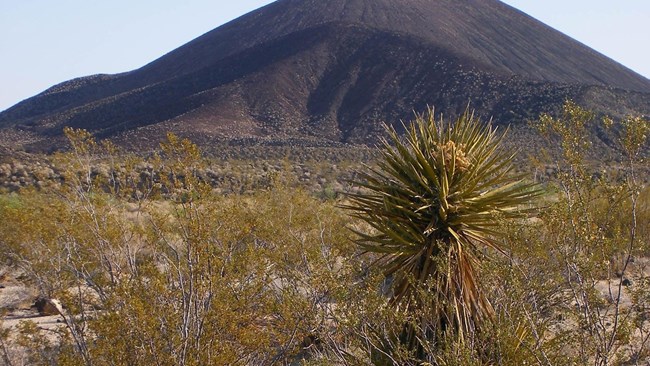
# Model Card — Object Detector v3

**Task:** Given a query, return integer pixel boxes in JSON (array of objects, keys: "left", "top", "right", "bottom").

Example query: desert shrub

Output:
[
  {"left": 342, "top": 108, "right": 542, "bottom": 364},
  {"left": 1, "top": 104, "right": 647, "bottom": 365},
  {"left": 0, "top": 132, "right": 364, "bottom": 365},
  {"left": 485, "top": 101, "right": 650, "bottom": 366}
]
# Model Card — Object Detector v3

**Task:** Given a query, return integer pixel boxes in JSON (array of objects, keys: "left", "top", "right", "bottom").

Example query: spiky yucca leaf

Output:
[{"left": 345, "top": 108, "right": 542, "bottom": 346}]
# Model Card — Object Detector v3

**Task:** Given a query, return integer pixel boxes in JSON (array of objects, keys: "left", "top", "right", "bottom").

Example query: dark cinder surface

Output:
[{"left": 1, "top": 0, "right": 649, "bottom": 150}]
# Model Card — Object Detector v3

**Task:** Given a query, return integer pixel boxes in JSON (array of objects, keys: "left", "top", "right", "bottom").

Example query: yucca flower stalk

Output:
[{"left": 345, "top": 108, "right": 542, "bottom": 351}]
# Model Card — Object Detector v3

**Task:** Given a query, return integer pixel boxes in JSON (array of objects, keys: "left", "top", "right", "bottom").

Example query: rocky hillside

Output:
[{"left": 1, "top": 0, "right": 649, "bottom": 151}]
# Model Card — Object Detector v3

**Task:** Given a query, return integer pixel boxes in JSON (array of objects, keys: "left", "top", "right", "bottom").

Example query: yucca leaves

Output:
[{"left": 344, "top": 108, "right": 542, "bottom": 348}]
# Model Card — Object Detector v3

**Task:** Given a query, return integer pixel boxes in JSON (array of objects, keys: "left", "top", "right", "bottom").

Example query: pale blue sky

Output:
[{"left": 1, "top": 0, "right": 648, "bottom": 111}]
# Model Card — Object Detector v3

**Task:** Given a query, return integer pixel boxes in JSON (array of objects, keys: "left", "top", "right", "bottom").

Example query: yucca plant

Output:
[{"left": 345, "top": 108, "right": 542, "bottom": 356}]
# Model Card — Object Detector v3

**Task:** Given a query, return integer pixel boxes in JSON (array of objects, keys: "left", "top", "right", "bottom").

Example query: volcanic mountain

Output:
[{"left": 1, "top": 0, "right": 649, "bottom": 150}]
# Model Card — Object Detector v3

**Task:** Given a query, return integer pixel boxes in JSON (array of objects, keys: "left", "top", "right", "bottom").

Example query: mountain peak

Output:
[
  {"left": 1, "top": 0, "right": 649, "bottom": 150},
  {"left": 141, "top": 0, "right": 649, "bottom": 92}
]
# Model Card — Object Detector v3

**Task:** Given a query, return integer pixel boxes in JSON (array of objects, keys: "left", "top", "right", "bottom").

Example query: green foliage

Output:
[
  {"left": 504, "top": 101, "right": 650, "bottom": 365},
  {"left": 0, "top": 194, "right": 22, "bottom": 210},
  {"left": 620, "top": 115, "right": 649, "bottom": 159},
  {"left": 0, "top": 132, "right": 363, "bottom": 365},
  {"left": 535, "top": 100, "right": 596, "bottom": 165},
  {"left": 344, "top": 108, "right": 542, "bottom": 358},
  {"left": 1, "top": 104, "right": 648, "bottom": 365}
]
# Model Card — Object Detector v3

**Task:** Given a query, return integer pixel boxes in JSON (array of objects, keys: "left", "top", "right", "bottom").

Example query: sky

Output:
[{"left": 1, "top": 0, "right": 649, "bottom": 112}]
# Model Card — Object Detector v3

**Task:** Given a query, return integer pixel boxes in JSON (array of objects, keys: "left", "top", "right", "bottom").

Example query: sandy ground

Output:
[
  {"left": 2, "top": 311, "right": 64, "bottom": 332},
  {"left": 0, "top": 266, "right": 63, "bottom": 332}
]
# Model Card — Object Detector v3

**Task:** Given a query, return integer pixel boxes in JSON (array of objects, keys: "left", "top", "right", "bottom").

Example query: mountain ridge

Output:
[
  {"left": 132, "top": 0, "right": 649, "bottom": 91},
  {"left": 1, "top": 0, "right": 649, "bottom": 150}
]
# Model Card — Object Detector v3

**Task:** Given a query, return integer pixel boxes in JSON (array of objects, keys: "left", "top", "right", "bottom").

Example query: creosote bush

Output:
[
  {"left": 0, "top": 103, "right": 648, "bottom": 366},
  {"left": 0, "top": 131, "right": 362, "bottom": 366}
]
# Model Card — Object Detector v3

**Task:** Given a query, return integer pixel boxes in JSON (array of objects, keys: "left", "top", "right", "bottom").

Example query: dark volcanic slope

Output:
[{"left": 1, "top": 0, "right": 649, "bottom": 150}]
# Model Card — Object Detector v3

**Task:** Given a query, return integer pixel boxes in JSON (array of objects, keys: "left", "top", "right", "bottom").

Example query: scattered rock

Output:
[
  {"left": 622, "top": 278, "right": 632, "bottom": 287},
  {"left": 34, "top": 297, "right": 64, "bottom": 316},
  {"left": 301, "top": 334, "right": 321, "bottom": 349}
]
